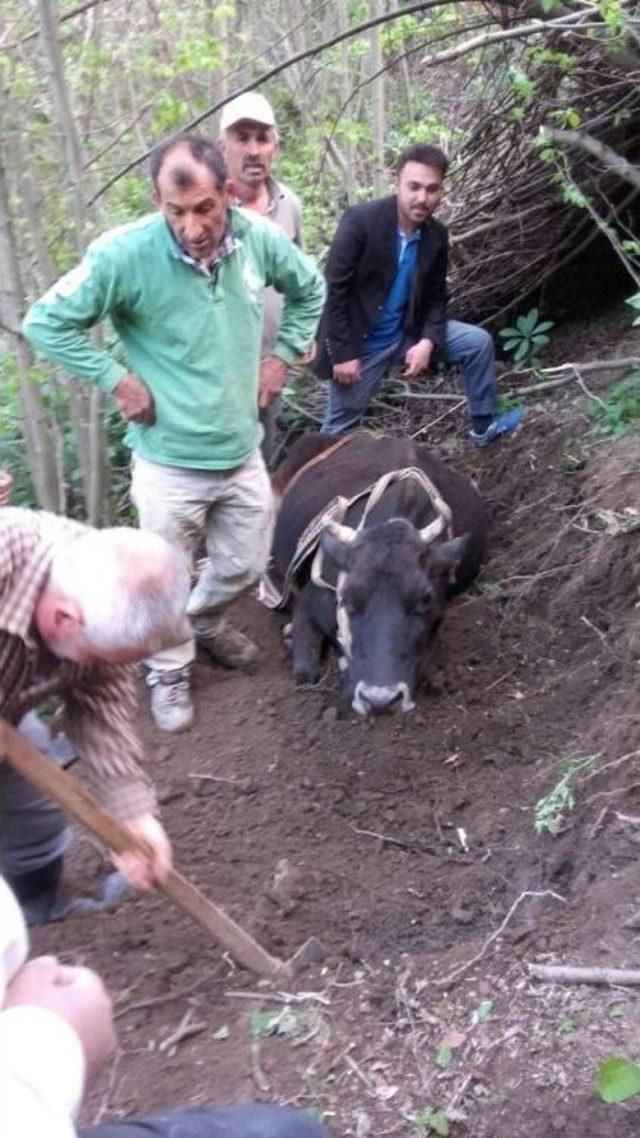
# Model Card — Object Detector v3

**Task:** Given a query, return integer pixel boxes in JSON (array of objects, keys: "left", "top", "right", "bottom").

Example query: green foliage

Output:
[
  {"left": 596, "top": 0, "right": 624, "bottom": 35},
  {"left": 249, "top": 1009, "right": 281, "bottom": 1038},
  {"left": 526, "top": 44, "right": 575, "bottom": 73},
  {"left": 534, "top": 755, "right": 599, "bottom": 835},
  {"left": 508, "top": 65, "right": 536, "bottom": 104},
  {"left": 596, "top": 1056, "right": 640, "bottom": 1104},
  {"left": 414, "top": 1107, "right": 450, "bottom": 1137},
  {"left": 590, "top": 373, "right": 640, "bottom": 439},
  {"left": 499, "top": 308, "right": 554, "bottom": 367}
]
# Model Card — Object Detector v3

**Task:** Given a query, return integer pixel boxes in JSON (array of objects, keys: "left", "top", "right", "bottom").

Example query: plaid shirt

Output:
[{"left": 0, "top": 509, "right": 155, "bottom": 820}]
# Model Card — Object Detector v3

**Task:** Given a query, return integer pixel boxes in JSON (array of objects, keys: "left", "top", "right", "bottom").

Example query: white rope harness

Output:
[{"left": 310, "top": 466, "right": 454, "bottom": 594}]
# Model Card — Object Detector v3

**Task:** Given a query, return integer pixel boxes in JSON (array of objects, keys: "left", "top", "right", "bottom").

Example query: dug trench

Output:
[{"left": 35, "top": 339, "right": 640, "bottom": 1136}]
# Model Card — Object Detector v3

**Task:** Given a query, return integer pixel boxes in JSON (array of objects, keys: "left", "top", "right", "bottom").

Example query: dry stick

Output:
[
  {"left": 412, "top": 398, "right": 467, "bottom": 440},
  {"left": 0, "top": 719, "right": 292, "bottom": 982},
  {"left": 159, "top": 1008, "right": 207, "bottom": 1054},
  {"left": 528, "top": 964, "right": 640, "bottom": 987},
  {"left": 435, "top": 890, "right": 566, "bottom": 988},
  {"left": 506, "top": 357, "right": 640, "bottom": 396},
  {"left": 226, "top": 989, "right": 331, "bottom": 1005},
  {"left": 348, "top": 822, "right": 411, "bottom": 850}
]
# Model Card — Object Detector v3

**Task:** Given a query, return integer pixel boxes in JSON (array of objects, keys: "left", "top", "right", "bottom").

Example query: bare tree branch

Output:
[{"left": 542, "top": 126, "right": 640, "bottom": 190}]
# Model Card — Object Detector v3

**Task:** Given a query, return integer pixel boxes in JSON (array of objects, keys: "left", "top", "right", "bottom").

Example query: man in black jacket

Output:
[{"left": 315, "top": 143, "right": 522, "bottom": 445}]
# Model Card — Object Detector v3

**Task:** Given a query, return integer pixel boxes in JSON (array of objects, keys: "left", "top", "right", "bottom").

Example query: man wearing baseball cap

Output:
[{"left": 219, "top": 92, "right": 303, "bottom": 465}]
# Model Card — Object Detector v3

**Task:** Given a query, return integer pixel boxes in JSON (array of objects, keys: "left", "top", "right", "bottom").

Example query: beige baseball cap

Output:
[{"left": 219, "top": 92, "right": 277, "bottom": 132}]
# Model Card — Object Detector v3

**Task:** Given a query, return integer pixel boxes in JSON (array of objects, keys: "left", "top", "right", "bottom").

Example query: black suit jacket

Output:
[{"left": 313, "top": 194, "right": 449, "bottom": 380}]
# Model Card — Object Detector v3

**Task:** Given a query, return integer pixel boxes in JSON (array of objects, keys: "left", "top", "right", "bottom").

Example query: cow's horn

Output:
[
  {"left": 419, "top": 514, "right": 447, "bottom": 545},
  {"left": 324, "top": 518, "right": 357, "bottom": 544}
]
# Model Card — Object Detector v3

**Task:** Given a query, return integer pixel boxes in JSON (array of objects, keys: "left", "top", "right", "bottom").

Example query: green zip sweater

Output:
[{"left": 23, "top": 208, "right": 325, "bottom": 470}]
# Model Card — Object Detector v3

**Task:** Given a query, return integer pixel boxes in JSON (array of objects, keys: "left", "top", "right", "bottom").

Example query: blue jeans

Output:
[
  {"left": 80, "top": 1104, "right": 329, "bottom": 1138},
  {"left": 321, "top": 319, "right": 497, "bottom": 434}
]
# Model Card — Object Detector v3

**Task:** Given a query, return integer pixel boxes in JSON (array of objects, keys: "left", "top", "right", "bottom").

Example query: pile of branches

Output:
[{"left": 445, "top": 1, "right": 640, "bottom": 325}]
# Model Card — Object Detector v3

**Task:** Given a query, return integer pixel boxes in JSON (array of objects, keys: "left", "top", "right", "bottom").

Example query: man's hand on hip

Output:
[
  {"left": 333, "top": 359, "right": 361, "bottom": 385},
  {"left": 111, "top": 813, "right": 172, "bottom": 890},
  {"left": 114, "top": 373, "right": 156, "bottom": 425},
  {"left": 259, "top": 356, "right": 288, "bottom": 409},
  {"left": 403, "top": 339, "right": 434, "bottom": 379}
]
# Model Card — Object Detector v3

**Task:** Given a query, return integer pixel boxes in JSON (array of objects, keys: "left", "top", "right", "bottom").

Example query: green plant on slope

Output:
[
  {"left": 590, "top": 373, "right": 640, "bottom": 439},
  {"left": 534, "top": 755, "right": 599, "bottom": 835},
  {"left": 499, "top": 308, "right": 554, "bottom": 367}
]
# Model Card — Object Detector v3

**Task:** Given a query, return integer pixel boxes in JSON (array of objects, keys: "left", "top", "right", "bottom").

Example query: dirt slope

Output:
[{"left": 35, "top": 309, "right": 640, "bottom": 1137}]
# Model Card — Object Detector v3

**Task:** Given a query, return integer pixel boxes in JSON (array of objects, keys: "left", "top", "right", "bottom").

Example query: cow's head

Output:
[{"left": 320, "top": 514, "right": 468, "bottom": 716}]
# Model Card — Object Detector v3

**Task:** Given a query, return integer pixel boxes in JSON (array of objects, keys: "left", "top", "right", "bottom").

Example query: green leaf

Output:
[
  {"left": 517, "top": 308, "right": 539, "bottom": 334},
  {"left": 531, "top": 334, "right": 550, "bottom": 348},
  {"left": 565, "top": 108, "right": 581, "bottom": 128},
  {"left": 250, "top": 1010, "right": 281, "bottom": 1038},
  {"left": 436, "top": 1045, "right": 453, "bottom": 1068},
  {"left": 420, "top": 1108, "right": 450, "bottom": 1137},
  {"left": 534, "top": 320, "right": 554, "bottom": 333},
  {"left": 499, "top": 326, "right": 519, "bottom": 338},
  {"left": 473, "top": 999, "right": 494, "bottom": 1023},
  {"left": 502, "top": 340, "right": 522, "bottom": 353},
  {"left": 596, "top": 1056, "right": 640, "bottom": 1104}
]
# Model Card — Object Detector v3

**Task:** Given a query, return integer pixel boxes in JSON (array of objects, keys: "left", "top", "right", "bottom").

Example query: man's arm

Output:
[
  {"left": 322, "top": 207, "right": 367, "bottom": 365},
  {"left": 22, "top": 245, "right": 130, "bottom": 393},
  {"left": 418, "top": 228, "right": 449, "bottom": 350},
  {"left": 262, "top": 227, "right": 326, "bottom": 366},
  {"left": 63, "top": 663, "right": 171, "bottom": 888}
]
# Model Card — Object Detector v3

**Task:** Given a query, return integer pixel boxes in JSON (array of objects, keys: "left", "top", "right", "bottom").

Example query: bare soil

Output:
[{"left": 35, "top": 306, "right": 640, "bottom": 1137}]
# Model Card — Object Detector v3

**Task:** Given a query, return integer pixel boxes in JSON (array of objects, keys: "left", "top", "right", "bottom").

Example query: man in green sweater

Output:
[{"left": 23, "top": 133, "right": 325, "bottom": 733}]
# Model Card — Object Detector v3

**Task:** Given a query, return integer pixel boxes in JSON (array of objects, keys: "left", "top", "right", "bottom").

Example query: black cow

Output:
[{"left": 267, "top": 431, "right": 487, "bottom": 716}]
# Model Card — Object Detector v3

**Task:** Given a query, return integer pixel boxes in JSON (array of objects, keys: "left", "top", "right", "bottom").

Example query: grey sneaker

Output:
[
  {"left": 195, "top": 618, "right": 258, "bottom": 670},
  {"left": 148, "top": 669, "right": 193, "bottom": 733}
]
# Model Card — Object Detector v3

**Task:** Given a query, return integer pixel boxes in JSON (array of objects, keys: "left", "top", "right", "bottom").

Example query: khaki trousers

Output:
[{"left": 130, "top": 451, "right": 274, "bottom": 674}]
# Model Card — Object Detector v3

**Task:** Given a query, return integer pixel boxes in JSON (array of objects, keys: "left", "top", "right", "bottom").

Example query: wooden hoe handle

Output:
[{"left": 0, "top": 718, "right": 291, "bottom": 982}]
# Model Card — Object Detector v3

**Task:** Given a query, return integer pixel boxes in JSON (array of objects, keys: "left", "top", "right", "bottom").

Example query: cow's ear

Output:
[
  {"left": 320, "top": 530, "right": 354, "bottom": 571},
  {"left": 428, "top": 534, "right": 469, "bottom": 573}
]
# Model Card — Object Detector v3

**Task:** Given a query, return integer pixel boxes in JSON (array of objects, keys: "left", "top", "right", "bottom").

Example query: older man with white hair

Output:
[
  {"left": 0, "top": 506, "right": 191, "bottom": 923},
  {"left": 219, "top": 91, "right": 303, "bottom": 465}
]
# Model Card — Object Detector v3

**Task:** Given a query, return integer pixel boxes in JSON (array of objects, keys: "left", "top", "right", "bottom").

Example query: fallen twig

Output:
[
  {"left": 412, "top": 398, "right": 467, "bottom": 438},
  {"left": 250, "top": 1037, "right": 271, "bottom": 1092},
  {"left": 505, "top": 357, "right": 640, "bottom": 396},
  {"left": 348, "top": 822, "right": 411, "bottom": 850},
  {"left": 436, "top": 890, "right": 566, "bottom": 988},
  {"left": 159, "top": 1007, "right": 207, "bottom": 1054},
  {"left": 528, "top": 963, "right": 640, "bottom": 986},
  {"left": 225, "top": 989, "right": 331, "bottom": 1005}
]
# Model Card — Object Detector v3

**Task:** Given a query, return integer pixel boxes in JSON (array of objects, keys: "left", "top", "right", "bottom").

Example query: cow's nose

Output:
[{"left": 353, "top": 682, "right": 405, "bottom": 716}]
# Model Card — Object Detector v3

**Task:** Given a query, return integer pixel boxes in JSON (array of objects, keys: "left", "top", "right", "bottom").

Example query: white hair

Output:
[{"left": 48, "top": 528, "right": 191, "bottom": 654}]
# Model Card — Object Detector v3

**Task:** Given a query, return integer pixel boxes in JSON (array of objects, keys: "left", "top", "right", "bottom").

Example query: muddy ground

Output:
[{"left": 36, "top": 305, "right": 640, "bottom": 1137}]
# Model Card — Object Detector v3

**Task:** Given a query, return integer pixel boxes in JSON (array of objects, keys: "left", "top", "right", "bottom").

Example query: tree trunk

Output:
[
  {"left": 369, "top": 0, "right": 386, "bottom": 196},
  {"left": 34, "top": 0, "right": 110, "bottom": 525},
  {"left": 0, "top": 144, "right": 64, "bottom": 513},
  {"left": 338, "top": 0, "right": 358, "bottom": 204}
]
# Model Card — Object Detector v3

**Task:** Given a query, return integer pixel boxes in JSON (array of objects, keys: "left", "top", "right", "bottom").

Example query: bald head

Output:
[{"left": 151, "top": 136, "right": 230, "bottom": 263}]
